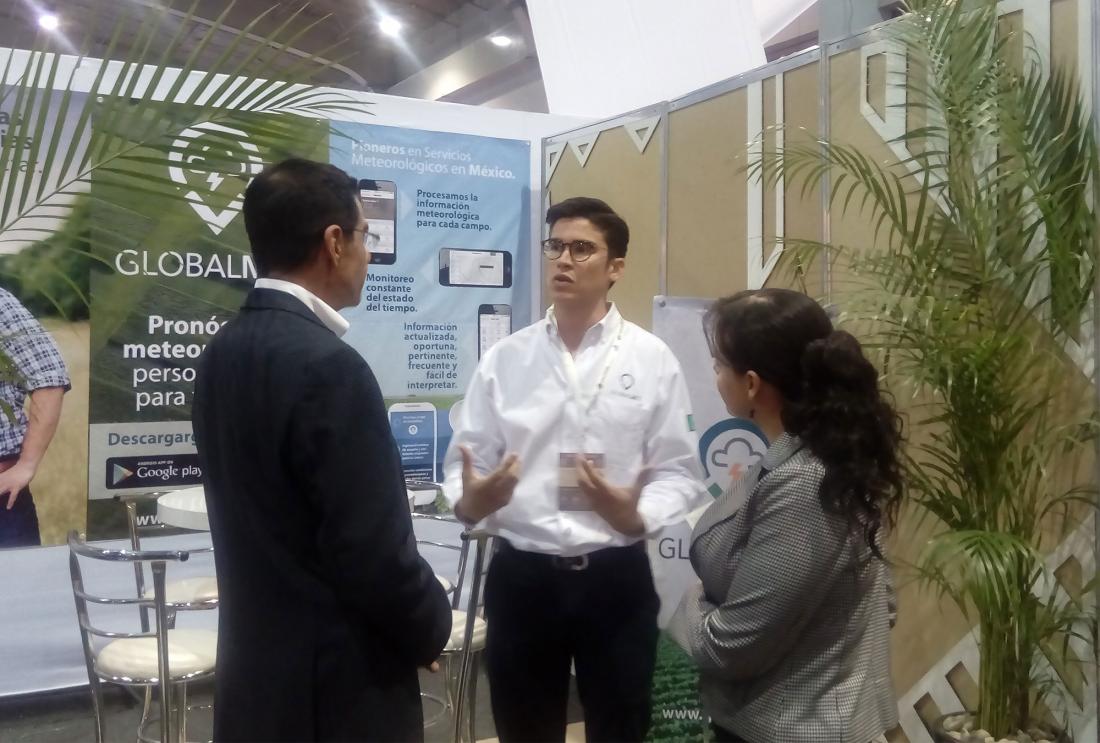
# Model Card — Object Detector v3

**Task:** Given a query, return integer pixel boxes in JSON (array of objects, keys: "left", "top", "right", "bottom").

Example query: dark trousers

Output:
[
  {"left": 484, "top": 540, "right": 659, "bottom": 743},
  {"left": 0, "top": 486, "right": 40, "bottom": 548}
]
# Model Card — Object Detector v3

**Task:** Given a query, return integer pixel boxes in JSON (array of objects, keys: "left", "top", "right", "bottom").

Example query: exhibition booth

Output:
[{"left": 0, "top": 0, "right": 1098, "bottom": 741}]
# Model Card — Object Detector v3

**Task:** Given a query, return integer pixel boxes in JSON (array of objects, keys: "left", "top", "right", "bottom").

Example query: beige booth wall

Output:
[
  {"left": 667, "top": 59, "right": 824, "bottom": 300},
  {"left": 667, "top": 88, "right": 749, "bottom": 297},
  {"left": 544, "top": 123, "right": 663, "bottom": 330},
  {"left": 764, "top": 60, "right": 826, "bottom": 297}
]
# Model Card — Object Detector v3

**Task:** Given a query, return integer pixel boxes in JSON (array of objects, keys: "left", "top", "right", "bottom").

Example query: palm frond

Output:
[{"left": 1, "top": 1, "right": 371, "bottom": 323}]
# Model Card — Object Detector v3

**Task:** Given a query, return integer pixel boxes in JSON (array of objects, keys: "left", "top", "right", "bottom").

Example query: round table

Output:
[{"left": 157, "top": 486, "right": 209, "bottom": 531}]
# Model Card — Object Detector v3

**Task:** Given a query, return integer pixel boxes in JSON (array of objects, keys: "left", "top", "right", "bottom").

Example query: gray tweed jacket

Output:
[{"left": 667, "top": 433, "right": 897, "bottom": 743}]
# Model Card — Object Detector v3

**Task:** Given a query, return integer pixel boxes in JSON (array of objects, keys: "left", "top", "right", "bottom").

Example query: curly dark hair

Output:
[{"left": 706, "top": 289, "right": 904, "bottom": 555}]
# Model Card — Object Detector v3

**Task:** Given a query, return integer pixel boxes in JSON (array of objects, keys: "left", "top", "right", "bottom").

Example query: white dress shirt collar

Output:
[
  {"left": 545, "top": 303, "right": 622, "bottom": 348},
  {"left": 254, "top": 278, "right": 350, "bottom": 337}
]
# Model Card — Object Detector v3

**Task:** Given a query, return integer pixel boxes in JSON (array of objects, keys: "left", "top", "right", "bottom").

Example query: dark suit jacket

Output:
[{"left": 192, "top": 288, "right": 451, "bottom": 742}]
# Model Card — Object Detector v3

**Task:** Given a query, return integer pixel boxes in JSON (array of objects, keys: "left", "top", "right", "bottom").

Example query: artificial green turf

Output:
[{"left": 646, "top": 632, "right": 709, "bottom": 742}]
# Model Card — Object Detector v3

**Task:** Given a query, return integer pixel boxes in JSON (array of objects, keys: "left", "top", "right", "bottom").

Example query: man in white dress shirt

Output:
[{"left": 443, "top": 197, "right": 704, "bottom": 742}]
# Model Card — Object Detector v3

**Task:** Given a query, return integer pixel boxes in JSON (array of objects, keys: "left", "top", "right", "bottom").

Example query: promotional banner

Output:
[
  {"left": 331, "top": 123, "right": 531, "bottom": 482},
  {"left": 86, "top": 112, "right": 327, "bottom": 537},
  {"left": 650, "top": 296, "right": 767, "bottom": 626},
  {"left": 85, "top": 113, "right": 533, "bottom": 535}
]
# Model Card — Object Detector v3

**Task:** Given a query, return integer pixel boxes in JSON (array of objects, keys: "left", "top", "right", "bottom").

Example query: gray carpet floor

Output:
[{"left": 0, "top": 667, "right": 586, "bottom": 743}]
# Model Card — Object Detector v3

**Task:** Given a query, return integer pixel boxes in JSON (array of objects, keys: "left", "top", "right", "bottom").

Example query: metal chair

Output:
[
  {"left": 68, "top": 530, "right": 217, "bottom": 743},
  {"left": 410, "top": 507, "right": 494, "bottom": 743},
  {"left": 115, "top": 492, "right": 219, "bottom": 612},
  {"left": 116, "top": 492, "right": 219, "bottom": 736},
  {"left": 448, "top": 528, "right": 493, "bottom": 743},
  {"left": 411, "top": 510, "right": 466, "bottom": 730},
  {"left": 411, "top": 511, "right": 467, "bottom": 607}
]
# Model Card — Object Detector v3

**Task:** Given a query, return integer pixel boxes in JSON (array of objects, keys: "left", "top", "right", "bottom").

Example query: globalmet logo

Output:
[{"left": 167, "top": 122, "right": 264, "bottom": 236}]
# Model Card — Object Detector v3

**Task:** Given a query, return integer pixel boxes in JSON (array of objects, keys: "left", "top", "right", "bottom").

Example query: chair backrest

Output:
[
  {"left": 411, "top": 511, "right": 471, "bottom": 610},
  {"left": 113, "top": 492, "right": 216, "bottom": 631},
  {"left": 114, "top": 492, "right": 169, "bottom": 631},
  {"left": 115, "top": 492, "right": 170, "bottom": 545},
  {"left": 451, "top": 528, "right": 493, "bottom": 743},
  {"left": 458, "top": 528, "right": 494, "bottom": 618},
  {"left": 67, "top": 531, "right": 194, "bottom": 743}
]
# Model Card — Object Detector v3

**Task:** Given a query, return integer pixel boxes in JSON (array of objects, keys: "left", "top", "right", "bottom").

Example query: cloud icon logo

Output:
[
  {"left": 710, "top": 435, "right": 762, "bottom": 473},
  {"left": 698, "top": 419, "right": 768, "bottom": 498}
]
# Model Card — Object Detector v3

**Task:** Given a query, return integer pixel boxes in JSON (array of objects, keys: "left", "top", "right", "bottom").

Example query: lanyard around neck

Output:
[{"left": 557, "top": 313, "right": 625, "bottom": 423}]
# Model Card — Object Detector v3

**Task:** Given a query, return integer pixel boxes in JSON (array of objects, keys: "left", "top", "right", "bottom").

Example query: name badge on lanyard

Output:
[
  {"left": 558, "top": 452, "right": 606, "bottom": 511},
  {"left": 555, "top": 315, "right": 624, "bottom": 512}
]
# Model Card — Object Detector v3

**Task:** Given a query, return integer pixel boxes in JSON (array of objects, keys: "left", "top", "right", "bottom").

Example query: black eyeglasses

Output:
[{"left": 541, "top": 238, "right": 600, "bottom": 262}]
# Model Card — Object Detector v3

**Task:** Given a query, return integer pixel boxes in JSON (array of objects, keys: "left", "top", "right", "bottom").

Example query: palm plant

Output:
[{"left": 750, "top": 0, "right": 1098, "bottom": 737}]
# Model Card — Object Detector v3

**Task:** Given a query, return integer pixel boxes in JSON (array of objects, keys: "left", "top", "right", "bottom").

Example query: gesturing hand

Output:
[
  {"left": 455, "top": 446, "right": 521, "bottom": 524},
  {"left": 576, "top": 459, "right": 650, "bottom": 536}
]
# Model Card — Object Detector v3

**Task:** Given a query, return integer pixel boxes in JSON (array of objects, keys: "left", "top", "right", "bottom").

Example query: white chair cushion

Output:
[
  {"left": 445, "top": 610, "right": 487, "bottom": 652},
  {"left": 435, "top": 574, "right": 453, "bottom": 593},
  {"left": 143, "top": 576, "right": 219, "bottom": 605},
  {"left": 96, "top": 628, "right": 217, "bottom": 681}
]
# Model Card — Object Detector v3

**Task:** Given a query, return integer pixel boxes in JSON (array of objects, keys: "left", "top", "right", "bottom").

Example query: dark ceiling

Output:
[{"left": 0, "top": 0, "right": 525, "bottom": 92}]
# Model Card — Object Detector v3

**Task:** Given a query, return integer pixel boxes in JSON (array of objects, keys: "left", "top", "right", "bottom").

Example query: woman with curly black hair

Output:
[{"left": 668, "top": 288, "right": 902, "bottom": 743}]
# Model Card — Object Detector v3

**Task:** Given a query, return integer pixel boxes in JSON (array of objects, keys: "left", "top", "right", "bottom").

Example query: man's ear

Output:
[
  {"left": 608, "top": 256, "right": 626, "bottom": 285},
  {"left": 321, "top": 224, "right": 343, "bottom": 265}
]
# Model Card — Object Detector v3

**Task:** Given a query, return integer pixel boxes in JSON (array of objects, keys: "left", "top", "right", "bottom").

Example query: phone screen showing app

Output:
[
  {"left": 360, "top": 185, "right": 395, "bottom": 257},
  {"left": 479, "top": 311, "right": 511, "bottom": 357},
  {"left": 389, "top": 409, "right": 436, "bottom": 481},
  {"left": 450, "top": 250, "right": 504, "bottom": 286}
]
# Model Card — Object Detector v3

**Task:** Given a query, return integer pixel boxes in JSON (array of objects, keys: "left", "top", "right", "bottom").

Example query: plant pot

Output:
[{"left": 932, "top": 711, "right": 1070, "bottom": 743}]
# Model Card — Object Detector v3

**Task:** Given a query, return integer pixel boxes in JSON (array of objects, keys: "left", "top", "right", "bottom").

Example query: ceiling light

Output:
[
  {"left": 490, "top": 35, "right": 513, "bottom": 48},
  {"left": 38, "top": 13, "right": 60, "bottom": 31},
  {"left": 379, "top": 16, "right": 402, "bottom": 37}
]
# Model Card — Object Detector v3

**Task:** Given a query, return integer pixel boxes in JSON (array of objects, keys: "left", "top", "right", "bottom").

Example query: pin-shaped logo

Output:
[{"left": 168, "top": 122, "right": 264, "bottom": 235}]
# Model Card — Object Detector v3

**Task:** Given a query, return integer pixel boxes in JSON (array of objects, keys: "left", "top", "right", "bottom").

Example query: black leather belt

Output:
[{"left": 497, "top": 539, "right": 645, "bottom": 572}]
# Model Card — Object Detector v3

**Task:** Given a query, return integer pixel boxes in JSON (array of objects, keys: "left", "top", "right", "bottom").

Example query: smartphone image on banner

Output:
[
  {"left": 358, "top": 179, "right": 396, "bottom": 265},
  {"left": 388, "top": 402, "right": 437, "bottom": 481},
  {"left": 438, "top": 248, "right": 513, "bottom": 288},
  {"left": 478, "top": 304, "right": 512, "bottom": 358}
]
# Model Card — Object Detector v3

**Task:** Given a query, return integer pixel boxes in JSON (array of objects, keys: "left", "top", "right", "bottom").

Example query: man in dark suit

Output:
[{"left": 193, "top": 158, "right": 451, "bottom": 742}]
